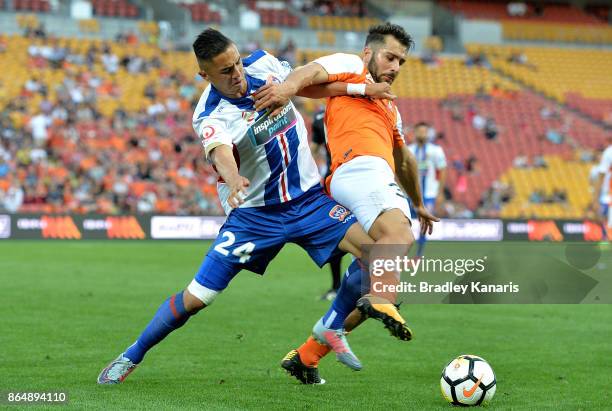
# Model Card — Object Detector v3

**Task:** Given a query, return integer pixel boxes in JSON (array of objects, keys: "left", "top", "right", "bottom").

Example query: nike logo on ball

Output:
[{"left": 463, "top": 374, "right": 484, "bottom": 398}]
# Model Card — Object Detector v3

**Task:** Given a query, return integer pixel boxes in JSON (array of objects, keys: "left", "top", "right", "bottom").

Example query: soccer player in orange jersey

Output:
[{"left": 254, "top": 23, "right": 439, "bottom": 381}]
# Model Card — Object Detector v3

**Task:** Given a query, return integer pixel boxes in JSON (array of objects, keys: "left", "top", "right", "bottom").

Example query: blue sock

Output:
[
  {"left": 416, "top": 233, "right": 427, "bottom": 257},
  {"left": 321, "top": 259, "right": 366, "bottom": 330},
  {"left": 124, "top": 291, "right": 191, "bottom": 364}
]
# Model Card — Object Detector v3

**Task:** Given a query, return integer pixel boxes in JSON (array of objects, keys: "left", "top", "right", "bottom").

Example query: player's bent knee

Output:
[
  {"left": 186, "top": 279, "right": 220, "bottom": 310},
  {"left": 183, "top": 289, "right": 206, "bottom": 314}
]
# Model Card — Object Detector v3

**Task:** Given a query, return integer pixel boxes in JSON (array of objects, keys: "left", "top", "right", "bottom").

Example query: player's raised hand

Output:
[
  {"left": 252, "top": 81, "right": 297, "bottom": 115},
  {"left": 415, "top": 205, "right": 439, "bottom": 236},
  {"left": 227, "top": 176, "right": 250, "bottom": 209},
  {"left": 365, "top": 82, "right": 396, "bottom": 100}
]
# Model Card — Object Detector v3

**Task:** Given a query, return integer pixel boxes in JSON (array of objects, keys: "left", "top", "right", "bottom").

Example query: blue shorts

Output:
[
  {"left": 600, "top": 203, "right": 609, "bottom": 218},
  {"left": 194, "top": 186, "right": 357, "bottom": 291}
]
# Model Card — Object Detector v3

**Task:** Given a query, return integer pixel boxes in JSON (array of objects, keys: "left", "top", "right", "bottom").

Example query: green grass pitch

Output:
[{"left": 1, "top": 240, "right": 610, "bottom": 410}]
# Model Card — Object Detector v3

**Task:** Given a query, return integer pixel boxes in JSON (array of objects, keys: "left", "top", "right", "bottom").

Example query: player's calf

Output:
[{"left": 97, "top": 287, "right": 213, "bottom": 384}]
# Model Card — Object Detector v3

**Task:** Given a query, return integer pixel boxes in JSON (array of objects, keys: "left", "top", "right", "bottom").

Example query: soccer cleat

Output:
[
  {"left": 281, "top": 350, "right": 325, "bottom": 385},
  {"left": 97, "top": 354, "right": 137, "bottom": 384},
  {"left": 356, "top": 295, "right": 413, "bottom": 341},
  {"left": 312, "top": 319, "right": 362, "bottom": 371}
]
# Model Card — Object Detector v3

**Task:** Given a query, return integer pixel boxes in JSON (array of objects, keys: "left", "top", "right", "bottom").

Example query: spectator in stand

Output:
[
  {"left": 1, "top": 183, "right": 25, "bottom": 213},
  {"left": 101, "top": 45, "right": 119, "bottom": 74},
  {"left": 484, "top": 117, "right": 499, "bottom": 140},
  {"left": 477, "top": 181, "right": 514, "bottom": 217},
  {"left": 533, "top": 155, "right": 548, "bottom": 168},
  {"left": 507, "top": 2, "right": 527, "bottom": 17},
  {"left": 508, "top": 50, "right": 537, "bottom": 71},
  {"left": 278, "top": 39, "right": 297, "bottom": 67},
  {"left": 465, "top": 154, "right": 479, "bottom": 174},
  {"left": 546, "top": 128, "right": 564, "bottom": 144},
  {"left": 529, "top": 189, "right": 544, "bottom": 204},
  {"left": 472, "top": 112, "right": 486, "bottom": 130},
  {"left": 465, "top": 51, "right": 490, "bottom": 69},
  {"left": 514, "top": 155, "right": 529, "bottom": 169}
]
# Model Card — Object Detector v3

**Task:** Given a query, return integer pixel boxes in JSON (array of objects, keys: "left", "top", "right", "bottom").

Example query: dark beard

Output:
[
  {"left": 367, "top": 58, "right": 380, "bottom": 83},
  {"left": 368, "top": 58, "right": 394, "bottom": 84}
]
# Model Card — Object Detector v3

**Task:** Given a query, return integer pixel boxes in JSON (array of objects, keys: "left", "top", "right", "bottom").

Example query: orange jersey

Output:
[{"left": 313, "top": 53, "right": 405, "bottom": 181}]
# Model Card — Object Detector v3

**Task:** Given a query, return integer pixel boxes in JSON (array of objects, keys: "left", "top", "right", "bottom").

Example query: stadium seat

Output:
[
  {"left": 79, "top": 19, "right": 100, "bottom": 34},
  {"left": 1, "top": 31, "right": 609, "bottom": 218},
  {"left": 468, "top": 44, "right": 612, "bottom": 123},
  {"left": 92, "top": 0, "right": 139, "bottom": 18},
  {"left": 440, "top": 0, "right": 603, "bottom": 24},
  {"left": 307, "top": 16, "right": 380, "bottom": 32},
  {"left": 499, "top": 156, "right": 593, "bottom": 218}
]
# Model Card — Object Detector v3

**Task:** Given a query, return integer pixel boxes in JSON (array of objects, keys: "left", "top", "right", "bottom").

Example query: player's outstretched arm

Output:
[
  {"left": 252, "top": 62, "right": 329, "bottom": 114},
  {"left": 297, "top": 81, "right": 397, "bottom": 100},
  {"left": 209, "top": 145, "right": 250, "bottom": 208},
  {"left": 394, "top": 145, "right": 439, "bottom": 235}
]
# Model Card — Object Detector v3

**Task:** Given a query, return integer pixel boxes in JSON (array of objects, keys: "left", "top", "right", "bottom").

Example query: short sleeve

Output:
[
  {"left": 193, "top": 116, "right": 232, "bottom": 159},
  {"left": 598, "top": 147, "right": 612, "bottom": 174},
  {"left": 244, "top": 49, "right": 293, "bottom": 81},
  {"left": 435, "top": 146, "right": 447, "bottom": 169},
  {"left": 313, "top": 53, "right": 365, "bottom": 83}
]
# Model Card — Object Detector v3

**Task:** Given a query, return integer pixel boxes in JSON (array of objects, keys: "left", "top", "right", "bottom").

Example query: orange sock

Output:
[{"left": 297, "top": 336, "right": 331, "bottom": 367}]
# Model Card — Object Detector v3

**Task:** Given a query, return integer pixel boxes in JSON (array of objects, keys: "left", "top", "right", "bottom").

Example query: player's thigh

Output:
[
  {"left": 330, "top": 156, "right": 412, "bottom": 237},
  {"left": 338, "top": 223, "right": 374, "bottom": 259},
  {"left": 207, "top": 207, "right": 286, "bottom": 272},
  {"left": 368, "top": 208, "right": 414, "bottom": 245},
  {"left": 189, "top": 209, "right": 285, "bottom": 304}
]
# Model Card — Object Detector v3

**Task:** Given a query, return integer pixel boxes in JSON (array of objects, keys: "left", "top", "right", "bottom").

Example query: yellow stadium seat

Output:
[{"left": 500, "top": 155, "right": 594, "bottom": 218}]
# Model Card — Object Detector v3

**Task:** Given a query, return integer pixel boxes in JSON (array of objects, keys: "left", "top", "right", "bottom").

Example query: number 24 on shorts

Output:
[{"left": 214, "top": 231, "right": 256, "bottom": 263}]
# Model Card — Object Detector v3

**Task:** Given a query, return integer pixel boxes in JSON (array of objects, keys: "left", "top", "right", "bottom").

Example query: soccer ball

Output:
[{"left": 440, "top": 354, "right": 496, "bottom": 406}]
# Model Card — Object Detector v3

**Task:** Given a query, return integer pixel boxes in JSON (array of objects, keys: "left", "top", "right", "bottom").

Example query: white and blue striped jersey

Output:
[
  {"left": 596, "top": 145, "right": 612, "bottom": 204},
  {"left": 408, "top": 142, "right": 447, "bottom": 199},
  {"left": 192, "top": 50, "right": 321, "bottom": 215}
]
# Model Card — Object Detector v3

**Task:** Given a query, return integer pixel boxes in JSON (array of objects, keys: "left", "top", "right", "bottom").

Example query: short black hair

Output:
[
  {"left": 193, "top": 28, "right": 233, "bottom": 62},
  {"left": 365, "top": 22, "right": 413, "bottom": 50},
  {"left": 414, "top": 121, "right": 430, "bottom": 128}
]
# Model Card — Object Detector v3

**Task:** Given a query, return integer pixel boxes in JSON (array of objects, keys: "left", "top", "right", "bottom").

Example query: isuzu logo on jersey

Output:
[{"left": 247, "top": 104, "right": 296, "bottom": 146}]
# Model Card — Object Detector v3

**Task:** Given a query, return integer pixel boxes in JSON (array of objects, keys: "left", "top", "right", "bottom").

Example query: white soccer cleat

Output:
[
  {"left": 312, "top": 319, "right": 362, "bottom": 371},
  {"left": 97, "top": 354, "right": 137, "bottom": 384}
]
